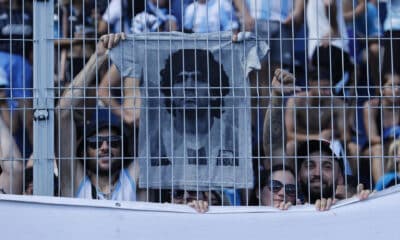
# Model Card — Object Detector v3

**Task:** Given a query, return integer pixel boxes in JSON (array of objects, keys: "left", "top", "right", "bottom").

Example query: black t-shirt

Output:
[{"left": 0, "top": 7, "right": 33, "bottom": 56}]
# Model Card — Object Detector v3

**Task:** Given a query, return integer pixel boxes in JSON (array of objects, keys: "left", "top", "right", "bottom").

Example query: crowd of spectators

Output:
[{"left": 0, "top": 0, "right": 399, "bottom": 213}]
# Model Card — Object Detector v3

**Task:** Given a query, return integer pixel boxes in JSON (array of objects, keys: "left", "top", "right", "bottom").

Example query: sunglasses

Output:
[
  {"left": 267, "top": 180, "right": 297, "bottom": 197},
  {"left": 86, "top": 135, "right": 121, "bottom": 149}
]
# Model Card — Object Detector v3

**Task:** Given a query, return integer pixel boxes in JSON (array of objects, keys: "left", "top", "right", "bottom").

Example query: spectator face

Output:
[
  {"left": 86, "top": 128, "right": 122, "bottom": 173},
  {"left": 299, "top": 151, "right": 341, "bottom": 201},
  {"left": 383, "top": 76, "right": 400, "bottom": 101},
  {"left": 171, "top": 190, "right": 220, "bottom": 205},
  {"left": 259, "top": 170, "right": 296, "bottom": 206},
  {"left": 171, "top": 71, "right": 210, "bottom": 110}
]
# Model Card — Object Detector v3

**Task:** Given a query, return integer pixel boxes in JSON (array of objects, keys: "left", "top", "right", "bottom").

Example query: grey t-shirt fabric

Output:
[{"left": 110, "top": 32, "right": 268, "bottom": 190}]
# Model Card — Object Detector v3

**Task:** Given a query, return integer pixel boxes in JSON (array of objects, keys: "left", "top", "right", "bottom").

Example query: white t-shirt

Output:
[
  {"left": 102, "top": 0, "right": 125, "bottom": 33},
  {"left": 307, "top": 0, "right": 349, "bottom": 59},
  {"left": 245, "top": 0, "right": 293, "bottom": 22},
  {"left": 184, "top": 0, "right": 238, "bottom": 33}
]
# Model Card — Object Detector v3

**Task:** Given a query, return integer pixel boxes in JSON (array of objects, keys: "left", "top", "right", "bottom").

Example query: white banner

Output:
[{"left": 1, "top": 185, "right": 399, "bottom": 240}]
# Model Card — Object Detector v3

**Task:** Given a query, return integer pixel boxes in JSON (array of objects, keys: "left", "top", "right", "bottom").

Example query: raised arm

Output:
[
  {"left": 98, "top": 65, "right": 141, "bottom": 127},
  {"left": 283, "top": 0, "right": 305, "bottom": 26},
  {"left": 343, "top": 0, "right": 366, "bottom": 21},
  {"left": 0, "top": 116, "right": 22, "bottom": 194},
  {"left": 57, "top": 33, "right": 126, "bottom": 196},
  {"left": 232, "top": 0, "right": 254, "bottom": 31},
  {"left": 263, "top": 69, "right": 300, "bottom": 157}
]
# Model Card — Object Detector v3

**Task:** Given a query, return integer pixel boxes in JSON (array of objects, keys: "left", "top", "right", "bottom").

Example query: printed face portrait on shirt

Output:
[{"left": 160, "top": 49, "right": 230, "bottom": 119}]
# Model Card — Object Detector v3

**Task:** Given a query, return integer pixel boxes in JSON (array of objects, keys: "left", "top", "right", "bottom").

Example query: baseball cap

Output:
[
  {"left": 85, "top": 107, "right": 122, "bottom": 138},
  {"left": 296, "top": 139, "right": 345, "bottom": 174}
]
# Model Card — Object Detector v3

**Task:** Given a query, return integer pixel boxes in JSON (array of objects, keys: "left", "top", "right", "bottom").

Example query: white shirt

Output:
[
  {"left": 307, "top": 0, "right": 349, "bottom": 59},
  {"left": 245, "top": 0, "right": 293, "bottom": 22},
  {"left": 184, "top": 0, "right": 238, "bottom": 33}
]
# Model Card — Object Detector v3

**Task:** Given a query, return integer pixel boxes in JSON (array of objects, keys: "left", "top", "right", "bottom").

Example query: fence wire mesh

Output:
[{"left": 0, "top": 0, "right": 399, "bottom": 211}]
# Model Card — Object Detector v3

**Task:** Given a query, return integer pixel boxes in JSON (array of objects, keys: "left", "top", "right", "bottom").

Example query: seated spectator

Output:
[
  {"left": 255, "top": 165, "right": 297, "bottom": 210},
  {"left": 183, "top": 0, "right": 239, "bottom": 33},
  {"left": 131, "top": 0, "right": 177, "bottom": 33},
  {"left": 0, "top": 0, "right": 34, "bottom": 158},
  {"left": 363, "top": 75, "right": 400, "bottom": 183},
  {"left": 375, "top": 139, "right": 400, "bottom": 191},
  {"left": 284, "top": 68, "right": 353, "bottom": 174},
  {"left": 57, "top": 33, "right": 143, "bottom": 200},
  {"left": 343, "top": 0, "right": 382, "bottom": 93},
  {"left": 0, "top": 110, "right": 22, "bottom": 195},
  {"left": 381, "top": 0, "right": 400, "bottom": 91},
  {"left": 263, "top": 69, "right": 371, "bottom": 211}
]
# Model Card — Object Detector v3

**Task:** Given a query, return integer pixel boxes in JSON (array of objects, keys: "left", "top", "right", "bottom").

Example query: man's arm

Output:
[
  {"left": 283, "top": 0, "right": 305, "bottom": 26},
  {"left": 0, "top": 116, "right": 22, "bottom": 194},
  {"left": 263, "top": 69, "right": 300, "bottom": 157},
  {"left": 57, "top": 33, "right": 126, "bottom": 196},
  {"left": 232, "top": 0, "right": 254, "bottom": 31},
  {"left": 98, "top": 65, "right": 141, "bottom": 127},
  {"left": 343, "top": 0, "right": 366, "bottom": 21}
]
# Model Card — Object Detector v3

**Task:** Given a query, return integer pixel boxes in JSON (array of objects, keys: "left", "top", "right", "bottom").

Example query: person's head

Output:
[
  {"left": 169, "top": 189, "right": 221, "bottom": 205},
  {"left": 310, "top": 45, "right": 353, "bottom": 96},
  {"left": 297, "top": 140, "right": 344, "bottom": 203},
  {"left": 79, "top": 108, "right": 126, "bottom": 175},
  {"left": 160, "top": 49, "right": 230, "bottom": 119},
  {"left": 256, "top": 165, "right": 297, "bottom": 207}
]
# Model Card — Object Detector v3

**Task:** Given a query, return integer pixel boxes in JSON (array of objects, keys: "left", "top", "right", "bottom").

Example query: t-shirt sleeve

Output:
[
  {"left": 109, "top": 38, "right": 143, "bottom": 80},
  {"left": 243, "top": 34, "right": 269, "bottom": 76}
]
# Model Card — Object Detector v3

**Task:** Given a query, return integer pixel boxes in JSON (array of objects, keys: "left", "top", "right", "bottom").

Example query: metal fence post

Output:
[{"left": 33, "top": 0, "right": 54, "bottom": 196}]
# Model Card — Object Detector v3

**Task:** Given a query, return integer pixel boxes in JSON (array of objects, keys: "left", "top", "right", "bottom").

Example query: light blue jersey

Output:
[
  {"left": 184, "top": 0, "right": 239, "bottom": 33},
  {"left": 76, "top": 169, "right": 136, "bottom": 201},
  {"left": 245, "top": 0, "right": 293, "bottom": 22}
]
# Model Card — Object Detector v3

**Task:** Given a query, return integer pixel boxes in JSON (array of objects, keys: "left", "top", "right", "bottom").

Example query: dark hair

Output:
[
  {"left": 310, "top": 45, "right": 353, "bottom": 87},
  {"left": 160, "top": 49, "right": 230, "bottom": 119},
  {"left": 257, "top": 165, "right": 296, "bottom": 189},
  {"left": 296, "top": 140, "right": 345, "bottom": 175}
]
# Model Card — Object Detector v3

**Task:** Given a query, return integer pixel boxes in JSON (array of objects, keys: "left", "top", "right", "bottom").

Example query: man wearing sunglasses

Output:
[
  {"left": 57, "top": 33, "right": 141, "bottom": 201},
  {"left": 255, "top": 165, "right": 297, "bottom": 210},
  {"left": 263, "top": 69, "right": 371, "bottom": 211}
]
